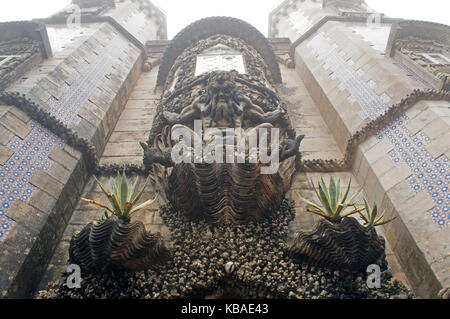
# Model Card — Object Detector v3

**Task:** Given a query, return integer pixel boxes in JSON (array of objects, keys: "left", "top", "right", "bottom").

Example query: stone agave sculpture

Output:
[
  {"left": 69, "top": 218, "right": 170, "bottom": 272},
  {"left": 288, "top": 217, "right": 386, "bottom": 271},
  {"left": 290, "top": 177, "right": 387, "bottom": 271},
  {"left": 69, "top": 172, "right": 171, "bottom": 272}
]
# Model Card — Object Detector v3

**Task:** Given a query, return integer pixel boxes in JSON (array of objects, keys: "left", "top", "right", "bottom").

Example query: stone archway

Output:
[{"left": 157, "top": 16, "right": 283, "bottom": 86}]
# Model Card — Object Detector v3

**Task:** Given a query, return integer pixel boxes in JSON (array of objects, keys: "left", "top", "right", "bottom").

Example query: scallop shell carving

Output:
[
  {"left": 69, "top": 218, "right": 171, "bottom": 273},
  {"left": 167, "top": 162, "right": 285, "bottom": 224},
  {"left": 288, "top": 217, "right": 385, "bottom": 271}
]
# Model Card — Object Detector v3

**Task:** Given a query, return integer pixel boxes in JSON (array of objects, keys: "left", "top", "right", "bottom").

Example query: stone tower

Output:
[
  {"left": 269, "top": 0, "right": 449, "bottom": 298},
  {"left": 0, "top": 0, "right": 167, "bottom": 298},
  {"left": 0, "top": 0, "right": 448, "bottom": 299}
]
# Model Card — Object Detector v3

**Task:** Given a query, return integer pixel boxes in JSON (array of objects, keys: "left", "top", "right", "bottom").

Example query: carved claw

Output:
[
  {"left": 162, "top": 111, "right": 179, "bottom": 125},
  {"left": 140, "top": 142, "right": 174, "bottom": 169},
  {"left": 279, "top": 134, "right": 304, "bottom": 162},
  {"left": 200, "top": 103, "right": 212, "bottom": 116},
  {"left": 230, "top": 100, "right": 243, "bottom": 116},
  {"left": 264, "top": 107, "right": 282, "bottom": 123}
]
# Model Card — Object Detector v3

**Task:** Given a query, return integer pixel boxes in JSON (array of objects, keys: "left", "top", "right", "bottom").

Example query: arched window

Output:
[{"left": 195, "top": 44, "right": 246, "bottom": 76}]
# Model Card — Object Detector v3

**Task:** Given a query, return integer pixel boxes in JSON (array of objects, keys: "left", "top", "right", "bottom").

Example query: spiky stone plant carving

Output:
[
  {"left": 69, "top": 172, "right": 171, "bottom": 273},
  {"left": 289, "top": 217, "right": 386, "bottom": 271},
  {"left": 289, "top": 177, "right": 389, "bottom": 271}
]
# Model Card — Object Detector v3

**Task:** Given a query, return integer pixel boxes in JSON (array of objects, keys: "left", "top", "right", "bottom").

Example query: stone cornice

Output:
[
  {"left": 35, "top": 16, "right": 147, "bottom": 53},
  {"left": 0, "top": 92, "right": 145, "bottom": 176},
  {"left": 36, "top": 0, "right": 168, "bottom": 52},
  {"left": 289, "top": 15, "right": 401, "bottom": 59},
  {"left": 299, "top": 89, "right": 450, "bottom": 172},
  {"left": 2, "top": 87, "right": 448, "bottom": 177}
]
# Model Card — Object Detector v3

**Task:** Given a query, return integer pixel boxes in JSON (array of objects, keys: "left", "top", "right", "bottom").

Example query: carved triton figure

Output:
[
  {"left": 141, "top": 36, "right": 304, "bottom": 224},
  {"left": 142, "top": 72, "right": 302, "bottom": 168},
  {"left": 162, "top": 72, "right": 283, "bottom": 129}
]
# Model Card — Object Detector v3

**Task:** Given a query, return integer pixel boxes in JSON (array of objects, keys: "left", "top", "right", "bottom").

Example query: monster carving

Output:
[
  {"left": 141, "top": 36, "right": 303, "bottom": 225},
  {"left": 162, "top": 72, "right": 283, "bottom": 129}
]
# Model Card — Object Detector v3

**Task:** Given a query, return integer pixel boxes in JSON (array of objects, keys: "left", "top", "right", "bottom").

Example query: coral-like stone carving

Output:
[
  {"left": 166, "top": 162, "right": 285, "bottom": 224},
  {"left": 142, "top": 35, "right": 303, "bottom": 224},
  {"left": 288, "top": 217, "right": 385, "bottom": 271},
  {"left": 157, "top": 17, "right": 282, "bottom": 86},
  {"left": 69, "top": 218, "right": 171, "bottom": 272},
  {"left": 142, "top": 71, "right": 303, "bottom": 224}
]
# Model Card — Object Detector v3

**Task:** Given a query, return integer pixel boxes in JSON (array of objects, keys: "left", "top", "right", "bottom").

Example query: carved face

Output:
[
  {"left": 206, "top": 72, "right": 237, "bottom": 100},
  {"left": 202, "top": 71, "right": 243, "bottom": 126}
]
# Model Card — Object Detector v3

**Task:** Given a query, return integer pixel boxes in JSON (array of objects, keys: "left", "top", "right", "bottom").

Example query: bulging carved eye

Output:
[{"left": 209, "top": 84, "right": 218, "bottom": 93}]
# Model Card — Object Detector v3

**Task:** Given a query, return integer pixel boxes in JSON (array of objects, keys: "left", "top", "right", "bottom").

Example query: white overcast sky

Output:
[{"left": 0, "top": 0, "right": 448, "bottom": 39}]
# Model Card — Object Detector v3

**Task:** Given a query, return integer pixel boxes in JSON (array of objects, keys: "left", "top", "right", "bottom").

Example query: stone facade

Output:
[
  {"left": 388, "top": 20, "right": 450, "bottom": 90},
  {"left": 0, "top": 0, "right": 448, "bottom": 299},
  {"left": 270, "top": 0, "right": 449, "bottom": 298},
  {"left": 0, "top": 0, "right": 166, "bottom": 298}
]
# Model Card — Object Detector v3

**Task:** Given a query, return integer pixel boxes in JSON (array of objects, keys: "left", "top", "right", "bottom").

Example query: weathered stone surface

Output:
[
  {"left": 7, "top": 200, "right": 47, "bottom": 233},
  {"left": 46, "top": 161, "right": 71, "bottom": 185},
  {"left": 113, "top": 119, "right": 149, "bottom": 132},
  {"left": 49, "top": 147, "right": 78, "bottom": 171},
  {"left": 28, "top": 189, "right": 57, "bottom": 215},
  {"left": 30, "top": 169, "right": 65, "bottom": 199},
  {"left": 0, "top": 144, "right": 14, "bottom": 165},
  {"left": 0, "top": 19, "right": 148, "bottom": 299},
  {"left": 68, "top": 210, "right": 104, "bottom": 226},
  {"left": 8, "top": 107, "right": 31, "bottom": 123},
  {"left": 99, "top": 156, "right": 142, "bottom": 167},
  {"left": 119, "top": 107, "right": 156, "bottom": 120},
  {"left": 378, "top": 163, "right": 412, "bottom": 192},
  {"left": 287, "top": 11, "right": 449, "bottom": 297},
  {"left": 425, "top": 133, "right": 450, "bottom": 159},
  {"left": 73, "top": 117, "right": 97, "bottom": 143},
  {"left": 0, "top": 223, "right": 39, "bottom": 297},
  {"left": 371, "top": 154, "right": 396, "bottom": 177},
  {"left": 0, "top": 102, "right": 12, "bottom": 117},
  {"left": 102, "top": 142, "right": 144, "bottom": 157},
  {"left": 0, "top": 112, "right": 32, "bottom": 139},
  {"left": 385, "top": 180, "right": 417, "bottom": 207},
  {"left": 108, "top": 131, "right": 149, "bottom": 143},
  {"left": 0, "top": 124, "right": 15, "bottom": 146},
  {"left": 48, "top": 241, "right": 71, "bottom": 266}
]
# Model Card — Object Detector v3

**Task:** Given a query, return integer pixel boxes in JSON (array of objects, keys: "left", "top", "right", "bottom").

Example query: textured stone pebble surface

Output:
[{"left": 37, "top": 200, "right": 412, "bottom": 299}]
